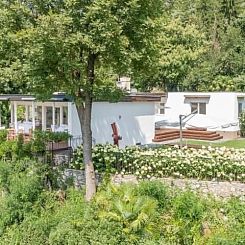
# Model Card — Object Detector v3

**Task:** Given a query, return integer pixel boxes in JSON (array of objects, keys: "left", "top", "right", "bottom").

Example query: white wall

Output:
[
  {"left": 70, "top": 101, "right": 156, "bottom": 147},
  {"left": 156, "top": 92, "right": 242, "bottom": 131},
  {"left": 68, "top": 102, "right": 82, "bottom": 137}
]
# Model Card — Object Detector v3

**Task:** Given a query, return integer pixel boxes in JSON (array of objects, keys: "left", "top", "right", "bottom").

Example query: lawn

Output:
[{"left": 177, "top": 139, "right": 245, "bottom": 148}]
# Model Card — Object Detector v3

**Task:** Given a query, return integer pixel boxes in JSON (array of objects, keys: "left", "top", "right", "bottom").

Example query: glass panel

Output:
[
  {"left": 46, "top": 107, "right": 52, "bottom": 129},
  {"left": 199, "top": 103, "right": 206, "bottom": 115},
  {"left": 160, "top": 108, "right": 165, "bottom": 114},
  {"left": 191, "top": 103, "right": 198, "bottom": 113},
  {"left": 238, "top": 102, "right": 243, "bottom": 116},
  {"left": 17, "top": 105, "right": 25, "bottom": 121},
  {"left": 27, "top": 105, "right": 32, "bottom": 121},
  {"left": 55, "top": 107, "right": 60, "bottom": 126},
  {"left": 36, "top": 106, "right": 42, "bottom": 126},
  {"left": 63, "top": 106, "right": 68, "bottom": 125},
  {"left": 159, "top": 103, "right": 165, "bottom": 114}
]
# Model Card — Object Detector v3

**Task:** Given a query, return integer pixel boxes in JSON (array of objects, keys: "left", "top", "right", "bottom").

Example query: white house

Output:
[
  {"left": 0, "top": 93, "right": 165, "bottom": 147},
  {"left": 155, "top": 92, "right": 245, "bottom": 139}
]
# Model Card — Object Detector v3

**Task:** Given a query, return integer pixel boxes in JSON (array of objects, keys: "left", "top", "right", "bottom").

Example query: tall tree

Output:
[{"left": 0, "top": 0, "right": 163, "bottom": 200}]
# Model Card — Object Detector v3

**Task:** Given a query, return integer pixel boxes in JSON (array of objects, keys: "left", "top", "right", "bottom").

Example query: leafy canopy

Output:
[{"left": 0, "top": 0, "right": 163, "bottom": 100}]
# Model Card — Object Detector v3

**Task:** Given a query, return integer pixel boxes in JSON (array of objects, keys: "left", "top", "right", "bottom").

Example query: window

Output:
[
  {"left": 46, "top": 107, "right": 52, "bottom": 128},
  {"left": 191, "top": 103, "right": 198, "bottom": 114},
  {"left": 191, "top": 102, "right": 206, "bottom": 115},
  {"left": 238, "top": 102, "right": 243, "bottom": 116},
  {"left": 55, "top": 107, "right": 60, "bottom": 126},
  {"left": 199, "top": 103, "right": 206, "bottom": 114},
  {"left": 63, "top": 106, "right": 68, "bottom": 124},
  {"left": 159, "top": 103, "right": 165, "bottom": 114}
]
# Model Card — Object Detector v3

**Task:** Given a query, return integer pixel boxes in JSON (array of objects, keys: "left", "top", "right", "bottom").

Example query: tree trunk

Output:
[
  {"left": 76, "top": 98, "right": 96, "bottom": 201},
  {"left": 76, "top": 52, "right": 97, "bottom": 201}
]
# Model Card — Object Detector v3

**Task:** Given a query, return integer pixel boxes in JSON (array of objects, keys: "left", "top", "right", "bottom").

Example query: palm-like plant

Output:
[{"left": 95, "top": 184, "right": 157, "bottom": 237}]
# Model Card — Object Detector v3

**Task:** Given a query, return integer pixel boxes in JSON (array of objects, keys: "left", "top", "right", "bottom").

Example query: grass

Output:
[{"left": 176, "top": 139, "right": 245, "bottom": 149}]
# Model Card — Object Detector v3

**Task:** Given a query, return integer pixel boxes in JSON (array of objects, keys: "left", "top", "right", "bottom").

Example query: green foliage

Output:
[
  {"left": 0, "top": 129, "right": 7, "bottom": 142},
  {"left": 0, "top": 0, "right": 163, "bottom": 98},
  {"left": 173, "top": 191, "right": 206, "bottom": 221},
  {"left": 136, "top": 180, "right": 170, "bottom": 210},
  {"left": 0, "top": 160, "right": 245, "bottom": 244},
  {"left": 133, "top": 0, "right": 245, "bottom": 92},
  {"left": 0, "top": 159, "right": 48, "bottom": 235},
  {"left": 30, "top": 130, "right": 71, "bottom": 153},
  {"left": 95, "top": 184, "right": 158, "bottom": 240},
  {"left": 225, "top": 198, "right": 245, "bottom": 225},
  {"left": 72, "top": 144, "right": 245, "bottom": 182},
  {"left": 0, "top": 140, "right": 18, "bottom": 160},
  {"left": 0, "top": 102, "right": 10, "bottom": 127}
]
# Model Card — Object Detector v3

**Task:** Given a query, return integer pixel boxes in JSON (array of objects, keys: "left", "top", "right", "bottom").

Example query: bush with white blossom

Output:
[{"left": 71, "top": 144, "right": 245, "bottom": 182}]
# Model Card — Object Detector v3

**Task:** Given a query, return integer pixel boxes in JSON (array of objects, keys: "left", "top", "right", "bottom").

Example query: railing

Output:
[{"left": 69, "top": 136, "right": 83, "bottom": 149}]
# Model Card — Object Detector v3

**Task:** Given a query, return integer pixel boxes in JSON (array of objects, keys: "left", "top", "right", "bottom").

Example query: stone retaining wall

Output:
[
  {"left": 62, "top": 169, "right": 101, "bottom": 188},
  {"left": 112, "top": 175, "right": 245, "bottom": 199},
  {"left": 61, "top": 170, "right": 245, "bottom": 198}
]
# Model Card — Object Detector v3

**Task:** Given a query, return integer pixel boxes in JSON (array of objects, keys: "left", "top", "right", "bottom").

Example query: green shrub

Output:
[
  {"left": 204, "top": 226, "right": 245, "bottom": 245},
  {"left": 173, "top": 191, "right": 206, "bottom": 221},
  {"left": 30, "top": 130, "right": 71, "bottom": 154},
  {"left": 49, "top": 220, "right": 130, "bottom": 245},
  {"left": 225, "top": 198, "right": 245, "bottom": 225},
  {"left": 137, "top": 180, "right": 171, "bottom": 210},
  {"left": 162, "top": 190, "right": 207, "bottom": 245},
  {"left": 0, "top": 129, "right": 7, "bottom": 142},
  {"left": 0, "top": 140, "right": 18, "bottom": 160},
  {"left": 0, "top": 160, "right": 47, "bottom": 233},
  {"left": 95, "top": 183, "right": 159, "bottom": 241},
  {"left": 47, "top": 131, "right": 71, "bottom": 142},
  {"left": 30, "top": 130, "right": 47, "bottom": 153}
]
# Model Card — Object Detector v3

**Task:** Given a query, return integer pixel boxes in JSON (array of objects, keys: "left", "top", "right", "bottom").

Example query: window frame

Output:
[
  {"left": 190, "top": 102, "right": 206, "bottom": 115},
  {"left": 159, "top": 102, "right": 165, "bottom": 114}
]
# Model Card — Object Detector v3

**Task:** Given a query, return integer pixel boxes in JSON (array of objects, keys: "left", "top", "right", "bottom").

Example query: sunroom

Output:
[{"left": 0, "top": 93, "right": 71, "bottom": 138}]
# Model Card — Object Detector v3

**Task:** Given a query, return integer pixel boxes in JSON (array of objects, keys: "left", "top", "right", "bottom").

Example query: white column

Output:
[
  {"left": 32, "top": 101, "right": 35, "bottom": 131},
  {"left": 52, "top": 102, "right": 55, "bottom": 131},
  {"left": 14, "top": 101, "right": 18, "bottom": 132},
  {"left": 68, "top": 102, "right": 72, "bottom": 135},
  {"left": 42, "top": 105, "right": 46, "bottom": 131},
  {"left": 60, "top": 106, "right": 63, "bottom": 126},
  {"left": 25, "top": 105, "right": 29, "bottom": 121},
  {"left": 10, "top": 102, "right": 14, "bottom": 126}
]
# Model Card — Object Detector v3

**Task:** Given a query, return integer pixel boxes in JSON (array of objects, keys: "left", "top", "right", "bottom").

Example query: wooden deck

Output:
[{"left": 153, "top": 128, "right": 223, "bottom": 142}]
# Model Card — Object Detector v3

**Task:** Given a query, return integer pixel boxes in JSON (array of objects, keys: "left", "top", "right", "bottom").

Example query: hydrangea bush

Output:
[{"left": 71, "top": 144, "right": 245, "bottom": 182}]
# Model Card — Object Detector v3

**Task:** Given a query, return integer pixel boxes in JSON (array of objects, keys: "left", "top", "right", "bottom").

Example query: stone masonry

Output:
[{"left": 112, "top": 174, "right": 245, "bottom": 199}]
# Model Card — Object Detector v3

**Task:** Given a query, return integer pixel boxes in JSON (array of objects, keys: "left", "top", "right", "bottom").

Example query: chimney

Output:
[{"left": 117, "top": 76, "right": 131, "bottom": 91}]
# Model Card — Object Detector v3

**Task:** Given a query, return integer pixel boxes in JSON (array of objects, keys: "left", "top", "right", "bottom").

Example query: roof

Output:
[
  {"left": 121, "top": 93, "right": 166, "bottom": 102},
  {"left": 0, "top": 92, "right": 166, "bottom": 103},
  {"left": 184, "top": 95, "right": 210, "bottom": 99},
  {"left": 0, "top": 93, "right": 72, "bottom": 102}
]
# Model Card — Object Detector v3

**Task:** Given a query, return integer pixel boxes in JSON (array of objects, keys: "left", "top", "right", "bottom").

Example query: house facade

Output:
[
  {"left": 155, "top": 92, "right": 245, "bottom": 139},
  {"left": 0, "top": 93, "right": 166, "bottom": 147}
]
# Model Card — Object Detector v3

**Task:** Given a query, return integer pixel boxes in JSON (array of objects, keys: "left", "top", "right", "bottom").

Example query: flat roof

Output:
[
  {"left": 0, "top": 93, "right": 72, "bottom": 102},
  {"left": 0, "top": 92, "right": 166, "bottom": 103},
  {"left": 121, "top": 93, "right": 165, "bottom": 102},
  {"left": 184, "top": 95, "right": 210, "bottom": 99}
]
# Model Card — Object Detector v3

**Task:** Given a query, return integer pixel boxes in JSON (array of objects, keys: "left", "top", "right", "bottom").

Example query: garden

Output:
[
  {"left": 72, "top": 144, "right": 245, "bottom": 182},
  {"left": 0, "top": 158, "right": 244, "bottom": 245},
  {"left": 0, "top": 129, "right": 244, "bottom": 244}
]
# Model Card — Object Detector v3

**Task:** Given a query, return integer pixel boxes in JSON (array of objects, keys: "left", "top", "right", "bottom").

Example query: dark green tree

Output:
[{"left": 0, "top": 0, "right": 163, "bottom": 200}]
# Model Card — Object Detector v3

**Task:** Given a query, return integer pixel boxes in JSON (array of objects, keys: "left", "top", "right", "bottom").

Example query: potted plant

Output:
[{"left": 47, "top": 131, "right": 71, "bottom": 150}]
